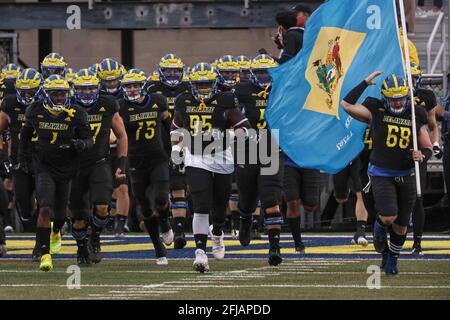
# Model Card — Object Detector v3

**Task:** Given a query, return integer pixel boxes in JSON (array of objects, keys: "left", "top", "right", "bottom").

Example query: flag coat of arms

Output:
[{"left": 266, "top": 0, "right": 405, "bottom": 173}]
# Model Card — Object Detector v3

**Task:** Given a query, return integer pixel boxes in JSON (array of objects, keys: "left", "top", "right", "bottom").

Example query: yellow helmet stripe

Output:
[
  {"left": 392, "top": 75, "right": 398, "bottom": 89},
  {"left": 24, "top": 69, "right": 30, "bottom": 80},
  {"left": 33, "top": 71, "right": 39, "bottom": 80}
]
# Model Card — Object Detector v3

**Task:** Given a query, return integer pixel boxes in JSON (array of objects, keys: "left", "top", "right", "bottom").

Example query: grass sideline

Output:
[{"left": 0, "top": 259, "right": 449, "bottom": 300}]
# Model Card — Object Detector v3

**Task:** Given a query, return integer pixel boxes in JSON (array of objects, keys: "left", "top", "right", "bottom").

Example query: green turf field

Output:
[{"left": 1, "top": 259, "right": 449, "bottom": 300}]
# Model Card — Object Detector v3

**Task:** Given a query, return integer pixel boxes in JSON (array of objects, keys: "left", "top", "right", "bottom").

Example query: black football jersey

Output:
[
  {"left": 1, "top": 94, "right": 37, "bottom": 165},
  {"left": 20, "top": 102, "right": 92, "bottom": 179},
  {"left": 363, "top": 97, "right": 428, "bottom": 171},
  {"left": 74, "top": 94, "right": 119, "bottom": 168},
  {"left": 233, "top": 82, "right": 268, "bottom": 130},
  {"left": 414, "top": 88, "right": 437, "bottom": 113},
  {"left": 173, "top": 91, "right": 242, "bottom": 155},
  {"left": 0, "top": 81, "right": 15, "bottom": 104},
  {"left": 147, "top": 81, "right": 190, "bottom": 119},
  {"left": 118, "top": 93, "right": 168, "bottom": 169}
]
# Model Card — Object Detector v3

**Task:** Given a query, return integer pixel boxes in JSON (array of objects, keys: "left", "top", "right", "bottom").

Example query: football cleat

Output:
[
  {"left": 268, "top": 246, "right": 283, "bottom": 266},
  {"left": 4, "top": 225, "right": 14, "bottom": 233},
  {"left": 161, "top": 228, "right": 174, "bottom": 246},
  {"left": 239, "top": 217, "right": 252, "bottom": 247},
  {"left": 384, "top": 253, "right": 399, "bottom": 276},
  {"left": 39, "top": 254, "right": 53, "bottom": 272},
  {"left": 211, "top": 231, "right": 225, "bottom": 260},
  {"left": 50, "top": 223, "right": 62, "bottom": 254},
  {"left": 174, "top": 232, "right": 187, "bottom": 249},
  {"left": 156, "top": 257, "right": 169, "bottom": 265},
  {"left": 77, "top": 244, "right": 92, "bottom": 267},
  {"left": 231, "top": 228, "right": 239, "bottom": 240},
  {"left": 295, "top": 242, "right": 306, "bottom": 254},
  {"left": 412, "top": 243, "right": 424, "bottom": 256},
  {"left": 372, "top": 221, "right": 388, "bottom": 253},
  {"left": 88, "top": 234, "right": 102, "bottom": 263},
  {"left": 32, "top": 242, "right": 41, "bottom": 262},
  {"left": 193, "top": 249, "right": 209, "bottom": 273}
]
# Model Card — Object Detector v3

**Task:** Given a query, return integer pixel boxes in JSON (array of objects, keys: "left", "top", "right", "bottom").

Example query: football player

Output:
[
  {"left": 147, "top": 53, "right": 190, "bottom": 249},
  {"left": 1, "top": 64, "right": 21, "bottom": 101},
  {"left": 332, "top": 159, "right": 369, "bottom": 246},
  {"left": 40, "top": 53, "right": 67, "bottom": 79},
  {"left": 97, "top": 58, "right": 123, "bottom": 98},
  {"left": 216, "top": 55, "right": 242, "bottom": 238},
  {"left": 97, "top": 59, "right": 130, "bottom": 237},
  {"left": 342, "top": 72, "right": 432, "bottom": 276},
  {"left": 234, "top": 55, "right": 285, "bottom": 264},
  {"left": 409, "top": 63, "right": 440, "bottom": 255},
  {"left": 0, "top": 69, "right": 42, "bottom": 259},
  {"left": 69, "top": 69, "right": 128, "bottom": 265},
  {"left": 171, "top": 62, "right": 251, "bottom": 272},
  {"left": 119, "top": 69, "right": 173, "bottom": 265},
  {"left": 235, "top": 55, "right": 252, "bottom": 83},
  {"left": 18, "top": 75, "right": 93, "bottom": 271}
]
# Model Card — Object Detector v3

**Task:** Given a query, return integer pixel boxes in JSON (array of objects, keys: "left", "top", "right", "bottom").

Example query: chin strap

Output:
[
  {"left": 44, "top": 103, "right": 76, "bottom": 118},
  {"left": 257, "top": 84, "right": 270, "bottom": 99}
]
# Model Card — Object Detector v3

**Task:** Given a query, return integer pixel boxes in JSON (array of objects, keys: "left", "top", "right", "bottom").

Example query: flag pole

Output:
[{"left": 397, "top": 0, "right": 422, "bottom": 197}]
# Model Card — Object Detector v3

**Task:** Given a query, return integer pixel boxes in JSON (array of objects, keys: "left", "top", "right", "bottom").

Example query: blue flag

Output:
[{"left": 266, "top": 0, "right": 404, "bottom": 173}]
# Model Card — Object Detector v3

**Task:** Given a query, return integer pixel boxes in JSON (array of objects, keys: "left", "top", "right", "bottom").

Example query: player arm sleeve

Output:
[
  {"left": 75, "top": 111, "right": 94, "bottom": 151},
  {"left": 18, "top": 120, "right": 34, "bottom": 164}
]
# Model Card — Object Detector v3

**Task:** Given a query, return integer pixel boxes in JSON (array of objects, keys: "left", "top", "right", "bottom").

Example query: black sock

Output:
[
  {"left": 287, "top": 217, "right": 302, "bottom": 245},
  {"left": 76, "top": 237, "right": 88, "bottom": 250},
  {"left": 231, "top": 210, "right": 240, "bottom": 226},
  {"left": 268, "top": 228, "right": 281, "bottom": 250},
  {"left": 144, "top": 218, "right": 165, "bottom": 258},
  {"left": 356, "top": 220, "right": 367, "bottom": 235},
  {"left": 116, "top": 214, "right": 127, "bottom": 232},
  {"left": 158, "top": 207, "right": 171, "bottom": 233},
  {"left": 413, "top": 199, "right": 425, "bottom": 245},
  {"left": 173, "top": 216, "right": 186, "bottom": 234},
  {"left": 90, "top": 213, "right": 108, "bottom": 240},
  {"left": 212, "top": 224, "right": 223, "bottom": 236},
  {"left": 252, "top": 215, "right": 261, "bottom": 230},
  {"left": 52, "top": 219, "right": 66, "bottom": 234},
  {"left": 389, "top": 229, "right": 407, "bottom": 258},
  {"left": 194, "top": 234, "right": 208, "bottom": 251},
  {"left": 321, "top": 194, "right": 339, "bottom": 225},
  {"left": 36, "top": 227, "right": 51, "bottom": 255}
]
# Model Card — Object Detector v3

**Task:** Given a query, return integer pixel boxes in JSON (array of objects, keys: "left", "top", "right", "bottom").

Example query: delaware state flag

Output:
[{"left": 266, "top": 0, "right": 404, "bottom": 173}]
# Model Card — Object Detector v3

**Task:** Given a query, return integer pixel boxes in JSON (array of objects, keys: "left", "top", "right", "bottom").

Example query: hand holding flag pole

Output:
[{"left": 397, "top": 0, "right": 422, "bottom": 197}]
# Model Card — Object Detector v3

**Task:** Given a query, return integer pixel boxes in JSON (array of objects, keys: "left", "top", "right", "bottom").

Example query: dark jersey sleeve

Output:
[
  {"left": 105, "top": 95, "right": 120, "bottom": 113},
  {"left": 361, "top": 97, "right": 383, "bottom": 115},
  {"left": 18, "top": 105, "right": 37, "bottom": 164},
  {"left": 73, "top": 107, "right": 94, "bottom": 151},
  {"left": 152, "top": 93, "right": 168, "bottom": 118},
  {"left": 415, "top": 88, "right": 437, "bottom": 112},
  {"left": 415, "top": 106, "right": 429, "bottom": 130},
  {"left": 220, "top": 92, "right": 250, "bottom": 129},
  {"left": 0, "top": 94, "right": 15, "bottom": 117},
  {"left": 118, "top": 98, "right": 129, "bottom": 125}
]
